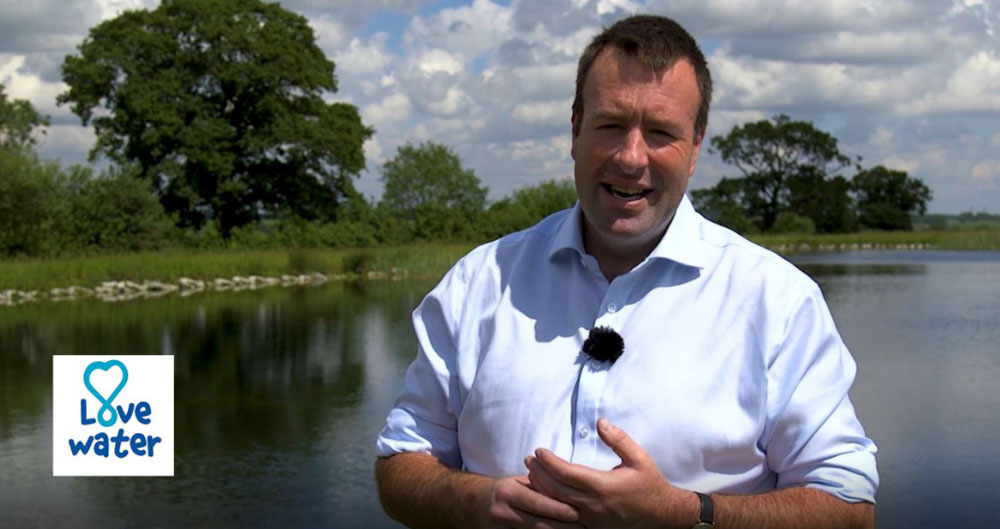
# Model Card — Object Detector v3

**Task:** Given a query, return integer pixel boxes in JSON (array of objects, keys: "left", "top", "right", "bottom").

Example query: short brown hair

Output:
[{"left": 572, "top": 14, "right": 712, "bottom": 138}]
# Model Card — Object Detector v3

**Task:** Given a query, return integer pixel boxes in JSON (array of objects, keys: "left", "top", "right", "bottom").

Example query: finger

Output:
[
  {"left": 533, "top": 448, "right": 604, "bottom": 491},
  {"left": 504, "top": 476, "right": 580, "bottom": 522},
  {"left": 495, "top": 505, "right": 585, "bottom": 529},
  {"left": 597, "top": 418, "right": 649, "bottom": 468},
  {"left": 526, "top": 456, "right": 589, "bottom": 506}
]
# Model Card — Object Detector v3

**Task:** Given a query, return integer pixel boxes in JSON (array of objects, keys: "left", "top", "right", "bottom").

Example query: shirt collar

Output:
[{"left": 548, "top": 194, "right": 707, "bottom": 269}]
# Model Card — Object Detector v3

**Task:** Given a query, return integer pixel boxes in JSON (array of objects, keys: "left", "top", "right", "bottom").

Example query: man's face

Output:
[{"left": 571, "top": 47, "right": 703, "bottom": 259}]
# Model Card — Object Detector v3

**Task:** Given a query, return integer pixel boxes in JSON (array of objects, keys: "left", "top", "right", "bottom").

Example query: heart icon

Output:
[{"left": 83, "top": 360, "right": 129, "bottom": 427}]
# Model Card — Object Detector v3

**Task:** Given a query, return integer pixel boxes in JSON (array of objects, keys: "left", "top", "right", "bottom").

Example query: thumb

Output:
[{"left": 597, "top": 418, "right": 648, "bottom": 469}]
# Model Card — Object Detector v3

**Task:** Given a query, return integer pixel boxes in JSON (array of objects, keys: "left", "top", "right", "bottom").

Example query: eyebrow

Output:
[{"left": 591, "top": 109, "right": 687, "bottom": 134}]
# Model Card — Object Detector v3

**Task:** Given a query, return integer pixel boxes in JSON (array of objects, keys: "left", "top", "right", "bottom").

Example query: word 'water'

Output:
[{"left": 69, "top": 399, "right": 162, "bottom": 458}]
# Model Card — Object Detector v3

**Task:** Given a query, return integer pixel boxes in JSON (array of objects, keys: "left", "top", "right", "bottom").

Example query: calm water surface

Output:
[{"left": 1, "top": 250, "right": 998, "bottom": 528}]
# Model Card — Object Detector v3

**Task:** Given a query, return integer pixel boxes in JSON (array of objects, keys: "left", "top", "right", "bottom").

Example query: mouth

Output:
[{"left": 602, "top": 183, "right": 651, "bottom": 200}]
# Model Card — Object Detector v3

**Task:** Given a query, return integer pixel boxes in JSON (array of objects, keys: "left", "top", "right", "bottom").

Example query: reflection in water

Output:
[
  {"left": 2, "top": 252, "right": 1000, "bottom": 527},
  {"left": 791, "top": 252, "right": 1000, "bottom": 528},
  {"left": 796, "top": 263, "right": 926, "bottom": 277},
  {"left": 0, "top": 281, "right": 428, "bottom": 528}
]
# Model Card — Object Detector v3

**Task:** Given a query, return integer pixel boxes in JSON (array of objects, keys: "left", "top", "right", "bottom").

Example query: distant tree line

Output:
[{"left": 692, "top": 114, "right": 931, "bottom": 234}]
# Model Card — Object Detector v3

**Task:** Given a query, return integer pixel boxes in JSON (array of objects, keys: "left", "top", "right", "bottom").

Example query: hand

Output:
[
  {"left": 525, "top": 418, "right": 698, "bottom": 529},
  {"left": 477, "top": 474, "right": 584, "bottom": 529}
]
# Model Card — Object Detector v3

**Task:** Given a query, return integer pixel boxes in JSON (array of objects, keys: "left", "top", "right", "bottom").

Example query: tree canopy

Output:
[
  {"left": 709, "top": 114, "right": 851, "bottom": 231},
  {"left": 853, "top": 165, "right": 932, "bottom": 230},
  {"left": 378, "top": 141, "right": 488, "bottom": 241},
  {"left": 380, "top": 141, "right": 487, "bottom": 217},
  {"left": 696, "top": 115, "right": 934, "bottom": 233},
  {"left": 0, "top": 85, "right": 49, "bottom": 152},
  {"left": 58, "top": 0, "right": 372, "bottom": 236}
]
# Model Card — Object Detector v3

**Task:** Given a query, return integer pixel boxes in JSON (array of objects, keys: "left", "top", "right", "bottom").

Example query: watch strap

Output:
[{"left": 695, "top": 491, "right": 714, "bottom": 527}]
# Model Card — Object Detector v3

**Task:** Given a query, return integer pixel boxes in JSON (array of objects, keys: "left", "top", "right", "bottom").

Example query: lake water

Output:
[{"left": 1, "top": 250, "right": 998, "bottom": 528}]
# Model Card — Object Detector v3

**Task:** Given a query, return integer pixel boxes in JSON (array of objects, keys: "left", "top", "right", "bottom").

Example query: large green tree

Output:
[
  {"left": 0, "top": 85, "right": 49, "bottom": 152},
  {"left": 58, "top": 0, "right": 372, "bottom": 237},
  {"left": 690, "top": 177, "right": 755, "bottom": 234},
  {"left": 381, "top": 142, "right": 486, "bottom": 212},
  {"left": 853, "top": 165, "right": 931, "bottom": 230},
  {"left": 0, "top": 90, "right": 60, "bottom": 256},
  {"left": 786, "top": 168, "right": 856, "bottom": 233},
  {"left": 379, "top": 141, "right": 487, "bottom": 241},
  {"left": 709, "top": 114, "right": 851, "bottom": 231}
]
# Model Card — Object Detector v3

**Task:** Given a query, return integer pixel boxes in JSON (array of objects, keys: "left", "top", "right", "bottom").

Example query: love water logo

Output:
[
  {"left": 83, "top": 360, "right": 129, "bottom": 427},
  {"left": 53, "top": 355, "right": 174, "bottom": 476}
]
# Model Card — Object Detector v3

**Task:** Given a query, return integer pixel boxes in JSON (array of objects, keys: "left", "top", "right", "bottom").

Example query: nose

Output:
[{"left": 614, "top": 128, "right": 648, "bottom": 175}]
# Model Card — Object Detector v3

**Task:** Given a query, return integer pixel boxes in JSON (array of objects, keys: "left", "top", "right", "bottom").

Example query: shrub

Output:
[{"left": 770, "top": 212, "right": 817, "bottom": 234}]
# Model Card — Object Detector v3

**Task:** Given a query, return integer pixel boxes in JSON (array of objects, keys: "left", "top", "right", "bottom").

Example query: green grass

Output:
[
  {"left": 0, "top": 244, "right": 476, "bottom": 291},
  {"left": 2, "top": 230, "right": 999, "bottom": 292}
]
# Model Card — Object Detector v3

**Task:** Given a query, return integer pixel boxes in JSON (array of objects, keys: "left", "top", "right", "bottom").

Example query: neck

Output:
[{"left": 583, "top": 223, "right": 667, "bottom": 282}]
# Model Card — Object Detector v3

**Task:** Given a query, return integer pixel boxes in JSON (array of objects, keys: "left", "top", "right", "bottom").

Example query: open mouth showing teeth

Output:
[{"left": 602, "top": 184, "right": 650, "bottom": 199}]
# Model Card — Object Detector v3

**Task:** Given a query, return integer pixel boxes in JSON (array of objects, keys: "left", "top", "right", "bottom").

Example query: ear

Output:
[
  {"left": 570, "top": 113, "right": 579, "bottom": 161},
  {"left": 687, "top": 130, "right": 704, "bottom": 177}
]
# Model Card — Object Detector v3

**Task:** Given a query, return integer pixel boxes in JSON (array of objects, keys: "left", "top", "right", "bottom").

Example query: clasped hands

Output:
[{"left": 480, "top": 418, "right": 697, "bottom": 529}]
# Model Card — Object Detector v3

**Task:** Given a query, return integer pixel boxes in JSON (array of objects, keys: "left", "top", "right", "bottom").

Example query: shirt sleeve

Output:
[
  {"left": 761, "top": 283, "right": 879, "bottom": 503},
  {"left": 375, "top": 259, "right": 468, "bottom": 469}
]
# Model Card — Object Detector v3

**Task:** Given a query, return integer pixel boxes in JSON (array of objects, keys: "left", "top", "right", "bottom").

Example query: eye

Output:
[{"left": 596, "top": 123, "right": 621, "bottom": 130}]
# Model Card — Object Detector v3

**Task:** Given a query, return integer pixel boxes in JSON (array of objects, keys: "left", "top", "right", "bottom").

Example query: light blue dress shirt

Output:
[{"left": 376, "top": 195, "right": 878, "bottom": 503}]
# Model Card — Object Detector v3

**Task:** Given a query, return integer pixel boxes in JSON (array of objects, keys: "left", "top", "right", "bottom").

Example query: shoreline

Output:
[{"left": 1, "top": 231, "right": 999, "bottom": 305}]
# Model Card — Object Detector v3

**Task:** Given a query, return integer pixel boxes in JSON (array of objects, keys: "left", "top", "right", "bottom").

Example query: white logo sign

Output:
[{"left": 53, "top": 355, "right": 174, "bottom": 476}]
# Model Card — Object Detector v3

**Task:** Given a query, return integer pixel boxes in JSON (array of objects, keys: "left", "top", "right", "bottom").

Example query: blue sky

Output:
[{"left": 2, "top": 0, "right": 999, "bottom": 213}]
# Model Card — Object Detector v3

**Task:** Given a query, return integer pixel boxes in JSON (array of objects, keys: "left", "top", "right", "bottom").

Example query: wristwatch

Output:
[{"left": 691, "top": 491, "right": 714, "bottom": 528}]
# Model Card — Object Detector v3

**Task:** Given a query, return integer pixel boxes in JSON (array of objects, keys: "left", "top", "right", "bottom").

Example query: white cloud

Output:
[
  {"left": 971, "top": 160, "right": 1000, "bottom": 189},
  {"left": 40, "top": 124, "right": 97, "bottom": 158},
  {"left": 899, "top": 51, "right": 1000, "bottom": 114},
  {"left": 312, "top": 14, "right": 352, "bottom": 56},
  {"left": 415, "top": 49, "right": 464, "bottom": 76},
  {"left": 710, "top": 50, "right": 903, "bottom": 110},
  {"left": 512, "top": 99, "right": 572, "bottom": 127},
  {"left": 335, "top": 34, "right": 392, "bottom": 77},
  {"left": 363, "top": 137, "right": 384, "bottom": 166},
  {"left": 704, "top": 109, "right": 767, "bottom": 138},
  {"left": 0, "top": 54, "right": 71, "bottom": 119},
  {"left": 361, "top": 92, "right": 412, "bottom": 128},
  {"left": 94, "top": 0, "right": 157, "bottom": 20},
  {"left": 404, "top": 0, "right": 514, "bottom": 60},
  {"left": 648, "top": 0, "right": 933, "bottom": 37},
  {"left": 282, "top": 0, "right": 429, "bottom": 26},
  {"left": 869, "top": 127, "right": 895, "bottom": 150},
  {"left": 880, "top": 156, "right": 919, "bottom": 174},
  {"left": 424, "top": 86, "right": 472, "bottom": 116}
]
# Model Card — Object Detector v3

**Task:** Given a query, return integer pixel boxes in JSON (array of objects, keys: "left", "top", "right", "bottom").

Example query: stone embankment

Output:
[
  {"left": 0, "top": 268, "right": 408, "bottom": 306},
  {"left": 769, "top": 242, "right": 929, "bottom": 254}
]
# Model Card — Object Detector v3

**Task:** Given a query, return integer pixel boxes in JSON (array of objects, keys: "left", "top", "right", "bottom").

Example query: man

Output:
[{"left": 375, "top": 14, "right": 878, "bottom": 529}]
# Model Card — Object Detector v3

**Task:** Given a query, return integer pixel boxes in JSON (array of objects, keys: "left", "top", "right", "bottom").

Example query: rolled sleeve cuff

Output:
[
  {"left": 375, "top": 407, "right": 462, "bottom": 469},
  {"left": 782, "top": 448, "right": 879, "bottom": 504}
]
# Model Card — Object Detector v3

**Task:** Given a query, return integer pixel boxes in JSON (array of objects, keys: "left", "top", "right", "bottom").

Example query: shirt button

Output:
[
  {"left": 578, "top": 426, "right": 590, "bottom": 438},
  {"left": 607, "top": 303, "right": 617, "bottom": 313}
]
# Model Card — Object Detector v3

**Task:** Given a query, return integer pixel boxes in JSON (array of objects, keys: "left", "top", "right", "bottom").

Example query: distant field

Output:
[{"left": 1, "top": 229, "right": 998, "bottom": 293}]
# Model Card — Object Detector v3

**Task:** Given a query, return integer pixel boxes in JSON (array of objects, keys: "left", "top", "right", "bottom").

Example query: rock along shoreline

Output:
[{"left": 0, "top": 268, "right": 410, "bottom": 307}]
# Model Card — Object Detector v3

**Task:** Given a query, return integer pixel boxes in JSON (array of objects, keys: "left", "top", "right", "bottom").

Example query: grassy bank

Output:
[
  {"left": 753, "top": 229, "right": 1000, "bottom": 253},
  {"left": 0, "top": 244, "right": 475, "bottom": 291},
  {"left": 2, "top": 229, "right": 999, "bottom": 293}
]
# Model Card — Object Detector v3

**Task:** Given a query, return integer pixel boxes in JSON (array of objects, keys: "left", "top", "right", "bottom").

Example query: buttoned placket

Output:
[{"left": 570, "top": 258, "right": 642, "bottom": 465}]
